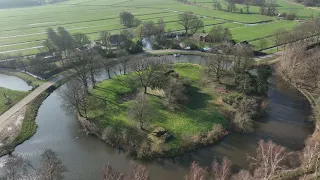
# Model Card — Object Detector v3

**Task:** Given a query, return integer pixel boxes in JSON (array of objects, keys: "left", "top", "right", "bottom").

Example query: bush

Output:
[
  {"left": 152, "top": 42, "right": 163, "bottom": 50},
  {"left": 233, "top": 111, "right": 253, "bottom": 133},
  {"left": 181, "top": 78, "right": 192, "bottom": 87},
  {"left": 167, "top": 41, "right": 181, "bottom": 49},
  {"left": 127, "top": 42, "right": 143, "bottom": 54},
  {"left": 238, "top": 97, "right": 263, "bottom": 119},
  {"left": 102, "top": 127, "right": 121, "bottom": 147},
  {"left": 164, "top": 78, "right": 188, "bottom": 110},
  {"left": 222, "top": 92, "right": 244, "bottom": 105},
  {"left": 207, "top": 124, "right": 225, "bottom": 143}
]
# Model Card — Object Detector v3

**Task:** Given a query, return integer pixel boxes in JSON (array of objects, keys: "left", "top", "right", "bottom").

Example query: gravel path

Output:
[{"left": 0, "top": 75, "right": 62, "bottom": 133}]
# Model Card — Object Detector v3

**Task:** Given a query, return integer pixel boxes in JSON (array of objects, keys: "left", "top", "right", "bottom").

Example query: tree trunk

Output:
[
  {"left": 107, "top": 69, "right": 111, "bottom": 79},
  {"left": 144, "top": 86, "right": 147, "bottom": 94},
  {"left": 91, "top": 72, "right": 96, "bottom": 88}
]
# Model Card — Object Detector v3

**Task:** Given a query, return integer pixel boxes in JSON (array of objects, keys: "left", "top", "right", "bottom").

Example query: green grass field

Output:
[
  {"left": 0, "top": 88, "right": 28, "bottom": 115},
  {"left": 87, "top": 63, "right": 227, "bottom": 149},
  {"left": 0, "top": 0, "right": 318, "bottom": 56}
]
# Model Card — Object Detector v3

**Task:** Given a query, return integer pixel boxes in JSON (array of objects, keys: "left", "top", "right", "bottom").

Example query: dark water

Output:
[
  {"left": 0, "top": 56, "right": 313, "bottom": 180},
  {"left": 0, "top": 73, "right": 31, "bottom": 91}
]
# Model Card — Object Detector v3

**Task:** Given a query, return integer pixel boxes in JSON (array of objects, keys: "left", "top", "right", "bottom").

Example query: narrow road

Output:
[{"left": 0, "top": 75, "right": 63, "bottom": 133}]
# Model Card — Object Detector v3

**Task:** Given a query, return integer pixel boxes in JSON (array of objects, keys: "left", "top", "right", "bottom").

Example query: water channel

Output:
[
  {"left": 0, "top": 55, "right": 314, "bottom": 180},
  {"left": 0, "top": 73, "right": 31, "bottom": 91}
]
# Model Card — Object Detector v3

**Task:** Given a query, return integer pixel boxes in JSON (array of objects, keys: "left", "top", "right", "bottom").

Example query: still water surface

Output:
[{"left": 0, "top": 74, "right": 31, "bottom": 91}]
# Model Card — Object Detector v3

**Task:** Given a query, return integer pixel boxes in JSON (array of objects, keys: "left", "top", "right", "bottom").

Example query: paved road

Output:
[
  {"left": 0, "top": 75, "right": 63, "bottom": 133},
  {"left": 146, "top": 49, "right": 283, "bottom": 62}
]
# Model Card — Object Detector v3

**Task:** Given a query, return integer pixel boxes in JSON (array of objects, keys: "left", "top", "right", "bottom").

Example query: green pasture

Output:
[
  {"left": 196, "top": 0, "right": 320, "bottom": 18},
  {"left": 0, "top": 0, "right": 314, "bottom": 56},
  {"left": 0, "top": 88, "right": 28, "bottom": 115},
  {"left": 231, "top": 20, "right": 297, "bottom": 41}
]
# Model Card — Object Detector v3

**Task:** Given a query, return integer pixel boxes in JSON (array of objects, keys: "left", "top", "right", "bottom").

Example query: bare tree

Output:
[
  {"left": 100, "top": 31, "right": 111, "bottom": 49},
  {"left": 164, "top": 78, "right": 188, "bottom": 109},
  {"left": 205, "top": 54, "right": 228, "bottom": 83},
  {"left": 86, "top": 50, "right": 102, "bottom": 88},
  {"left": 274, "top": 29, "right": 287, "bottom": 50},
  {"left": 300, "top": 135, "right": 320, "bottom": 172},
  {"left": 244, "top": 0, "right": 250, "bottom": 13},
  {"left": 103, "top": 58, "right": 116, "bottom": 79},
  {"left": 185, "top": 161, "right": 207, "bottom": 180},
  {"left": 231, "top": 170, "right": 254, "bottom": 180},
  {"left": 212, "top": 157, "right": 232, "bottom": 180},
  {"left": 119, "top": 56, "right": 130, "bottom": 75},
  {"left": 233, "top": 111, "right": 253, "bottom": 133},
  {"left": 248, "top": 140, "right": 292, "bottom": 180},
  {"left": 131, "top": 57, "right": 163, "bottom": 94},
  {"left": 73, "top": 33, "right": 90, "bottom": 48},
  {"left": 60, "top": 80, "right": 90, "bottom": 118},
  {"left": 155, "top": 18, "right": 166, "bottom": 46},
  {"left": 68, "top": 51, "right": 91, "bottom": 91},
  {"left": 103, "top": 164, "right": 124, "bottom": 180},
  {"left": 128, "top": 94, "right": 154, "bottom": 130},
  {"left": 232, "top": 45, "right": 254, "bottom": 85},
  {"left": 177, "top": 12, "right": 204, "bottom": 35},
  {"left": 16, "top": 54, "right": 27, "bottom": 73},
  {"left": 125, "top": 163, "right": 150, "bottom": 180},
  {"left": 259, "top": 38, "right": 268, "bottom": 51},
  {"left": 37, "top": 149, "right": 67, "bottom": 180},
  {"left": 2, "top": 155, "right": 33, "bottom": 180},
  {"left": 103, "top": 163, "right": 149, "bottom": 180}
]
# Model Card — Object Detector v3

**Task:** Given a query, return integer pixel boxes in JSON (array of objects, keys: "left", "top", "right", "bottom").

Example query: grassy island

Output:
[{"left": 85, "top": 63, "right": 230, "bottom": 158}]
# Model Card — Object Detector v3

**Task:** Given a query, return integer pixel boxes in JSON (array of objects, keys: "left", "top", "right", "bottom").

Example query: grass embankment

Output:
[
  {"left": 13, "top": 92, "right": 49, "bottom": 145},
  {"left": 87, "top": 63, "right": 228, "bottom": 157},
  {"left": 0, "top": 88, "right": 28, "bottom": 115}
]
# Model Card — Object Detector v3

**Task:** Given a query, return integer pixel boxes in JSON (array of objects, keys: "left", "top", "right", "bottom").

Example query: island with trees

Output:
[{"left": 58, "top": 37, "right": 271, "bottom": 158}]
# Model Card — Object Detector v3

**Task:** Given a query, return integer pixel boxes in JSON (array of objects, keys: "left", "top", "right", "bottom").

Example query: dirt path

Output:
[{"left": 0, "top": 75, "right": 62, "bottom": 133}]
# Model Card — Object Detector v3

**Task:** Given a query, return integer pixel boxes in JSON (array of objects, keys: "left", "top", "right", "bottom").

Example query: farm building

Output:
[{"left": 193, "top": 33, "right": 212, "bottom": 42}]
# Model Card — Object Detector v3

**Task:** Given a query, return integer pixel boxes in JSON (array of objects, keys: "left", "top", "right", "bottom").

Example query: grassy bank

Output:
[
  {"left": 86, "top": 63, "right": 229, "bottom": 158},
  {"left": 0, "top": 88, "right": 28, "bottom": 115},
  {"left": 13, "top": 92, "right": 49, "bottom": 145}
]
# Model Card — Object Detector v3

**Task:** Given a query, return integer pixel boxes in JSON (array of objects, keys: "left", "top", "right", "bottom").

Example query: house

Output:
[{"left": 192, "top": 33, "right": 212, "bottom": 42}]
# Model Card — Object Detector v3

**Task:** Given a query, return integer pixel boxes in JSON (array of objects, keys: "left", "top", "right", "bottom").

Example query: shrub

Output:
[
  {"left": 102, "top": 127, "right": 121, "bottom": 146},
  {"left": 222, "top": 92, "right": 244, "bottom": 105},
  {"left": 207, "top": 124, "right": 225, "bottom": 143},
  {"left": 233, "top": 112, "right": 253, "bottom": 133},
  {"left": 181, "top": 78, "right": 192, "bottom": 87},
  {"left": 238, "top": 97, "right": 263, "bottom": 119},
  {"left": 127, "top": 42, "right": 143, "bottom": 54},
  {"left": 164, "top": 78, "right": 188, "bottom": 110},
  {"left": 152, "top": 42, "right": 163, "bottom": 50},
  {"left": 167, "top": 40, "right": 181, "bottom": 49}
]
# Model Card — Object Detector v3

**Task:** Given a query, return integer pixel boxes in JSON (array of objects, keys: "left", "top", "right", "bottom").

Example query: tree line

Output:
[
  {"left": 102, "top": 135, "right": 320, "bottom": 180},
  {"left": 211, "top": 0, "right": 278, "bottom": 16},
  {"left": 2, "top": 131, "right": 319, "bottom": 180},
  {"left": 294, "top": 0, "right": 320, "bottom": 6},
  {"left": 273, "top": 17, "right": 320, "bottom": 51}
]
